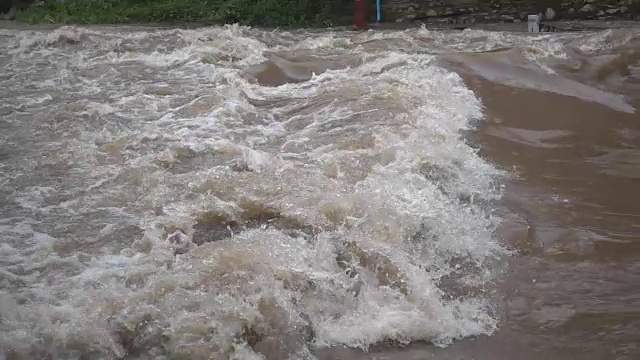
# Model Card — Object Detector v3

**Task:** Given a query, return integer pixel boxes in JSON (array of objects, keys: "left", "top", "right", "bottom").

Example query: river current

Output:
[{"left": 0, "top": 23, "right": 638, "bottom": 359}]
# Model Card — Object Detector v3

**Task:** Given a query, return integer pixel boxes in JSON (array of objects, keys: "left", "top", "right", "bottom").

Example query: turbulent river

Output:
[{"left": 0, "top": 23, "right": 638, "bottom": 360}]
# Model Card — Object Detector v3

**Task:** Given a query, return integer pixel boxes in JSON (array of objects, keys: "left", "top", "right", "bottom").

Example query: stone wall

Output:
[{"left": 382, "top": 0, "right": 640, "bottom": 24}]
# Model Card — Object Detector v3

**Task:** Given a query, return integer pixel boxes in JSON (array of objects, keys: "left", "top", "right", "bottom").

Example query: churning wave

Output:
[{"left": 1, "top": 23, "right": 635, "bottom": 359}]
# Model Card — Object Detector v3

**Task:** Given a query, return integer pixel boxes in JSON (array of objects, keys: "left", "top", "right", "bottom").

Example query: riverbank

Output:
[
  {"left": 370, "top": 18, "right": 640, "bottom": 31},
  {"left": 3, "top": 17, "right": 640, "bottom": 34},
  {"left": 4, "top": 0, "right": 640, "bottom": 28},
  {"left": 2, "top": 0, "right": 352, "bottom": 27}
]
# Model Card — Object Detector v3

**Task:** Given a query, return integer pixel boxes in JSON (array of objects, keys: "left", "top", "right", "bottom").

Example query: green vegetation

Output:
[{"left": 15, "top": 0, "right": 355, "bottom": 27}]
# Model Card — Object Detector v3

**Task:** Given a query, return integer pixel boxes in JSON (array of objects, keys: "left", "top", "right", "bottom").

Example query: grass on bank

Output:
[{"left": 15, "top": 0, "right": 355, "bottom": 27}]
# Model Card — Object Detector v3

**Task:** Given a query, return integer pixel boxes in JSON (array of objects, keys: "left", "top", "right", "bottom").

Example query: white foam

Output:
[
  {"left": 0, "top": 24, "right": 517, "bottom": 359},
  {"left": 12, "top": 186, "right": 57, "bottom": 213}
]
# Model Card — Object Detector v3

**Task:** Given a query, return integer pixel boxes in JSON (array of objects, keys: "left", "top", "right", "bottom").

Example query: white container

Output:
[{"left": 528, "top": 14, "right": 540, "bottom": 33}]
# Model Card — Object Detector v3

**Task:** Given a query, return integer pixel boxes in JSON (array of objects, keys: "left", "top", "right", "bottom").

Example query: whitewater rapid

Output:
[{"left": 0, "top": 24, "right": 637, "bottom": 359}]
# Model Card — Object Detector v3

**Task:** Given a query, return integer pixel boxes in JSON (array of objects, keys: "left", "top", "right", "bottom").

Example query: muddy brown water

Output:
[
  {"left": 317, "top": 74, "right": 640, "bottom": 360},
  {"left": 0, "top": 23, "right": 638, "bottom": 359}
]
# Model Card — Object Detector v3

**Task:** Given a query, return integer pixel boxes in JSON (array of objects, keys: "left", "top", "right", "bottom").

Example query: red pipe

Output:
[{"left": 354, "top": 0, "right": 366, "bottom": 30}]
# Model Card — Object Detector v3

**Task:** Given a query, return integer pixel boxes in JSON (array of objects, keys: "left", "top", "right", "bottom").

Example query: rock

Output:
[
  {"left": 514, "top": 18, "right": 522, "bottom": 23},
  {"left": 580, "top": 4, "right": 595, "bottom": 12},
  {"left": 2, "top": 0, "right": 44, "bottom": 20},
  {"left": 457, "top": 16, "right": 476, "bottom": 25},
  {"left": 5, "top": 6, "right": 16, "bottom": 20},
  {"left": 339, "top": 241, "right": 409, "bottom": 295},
  {"left": 114, "top": 315, "right": 168, "bottom": 358},
  {"left": 166, "top": 230, "right": 192, "bottom": 255},
  {"left": 382, "top": 0, "right": 635, "bottom": 23},
  {"left": 546, "top": 7, "right": 556, "bottom": 20}
]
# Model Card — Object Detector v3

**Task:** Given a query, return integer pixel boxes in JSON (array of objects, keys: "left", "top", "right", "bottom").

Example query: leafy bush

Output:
[{"left": 16, "top": 0, "right": 356, "bottom": 27}]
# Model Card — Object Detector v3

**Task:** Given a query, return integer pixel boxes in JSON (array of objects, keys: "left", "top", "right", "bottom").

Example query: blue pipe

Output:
[{"left": 376, "top": 0, "right": 381, "bottom": 22}]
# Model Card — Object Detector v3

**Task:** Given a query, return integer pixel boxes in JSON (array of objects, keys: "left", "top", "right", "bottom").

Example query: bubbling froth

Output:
[{"left": 0, "top": 24, "right": 521, "bottom": 359}]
